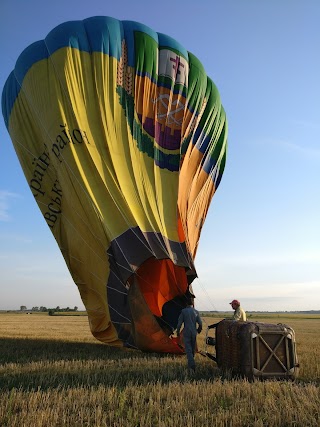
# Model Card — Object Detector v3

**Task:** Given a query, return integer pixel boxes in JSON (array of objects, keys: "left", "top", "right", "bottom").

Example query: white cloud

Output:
[
  {"left": 0, "top": 232, "right": 32, "bottom": 243},
  {"left": 281, "top": 140, "right": 320, "bottom": 159},
  {"left": 0, "top": 190, "right": 20, "bottom": 221},
  {"left": 258, "top": 136, "right": 320, "bottom": 159},
  {"left": 197, "top": 250, "right": 320, "bottom": 271},
  {"left": 194, "top": 279, "right": 320, "bottom": 312},
  {"left": 294, "top": 119, "right": 320, "bottom": 132}
]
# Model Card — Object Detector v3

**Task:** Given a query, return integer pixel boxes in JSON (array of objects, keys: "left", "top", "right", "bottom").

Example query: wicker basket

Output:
[{"left": 215, "top": 320, "right": 299, "bottom": 380}]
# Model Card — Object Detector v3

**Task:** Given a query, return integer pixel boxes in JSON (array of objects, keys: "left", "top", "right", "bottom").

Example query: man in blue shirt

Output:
[{"left": 176, "top": 298, "right": 202, "bottom": 372}]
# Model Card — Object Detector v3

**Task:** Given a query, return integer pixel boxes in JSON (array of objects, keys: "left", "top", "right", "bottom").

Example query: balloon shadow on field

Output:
[
  {"left": 0, "top": 336, "right": 136, "bottom": 364},
  {"left": 0, "top": 337, "right": 220, "bottom": 391}
]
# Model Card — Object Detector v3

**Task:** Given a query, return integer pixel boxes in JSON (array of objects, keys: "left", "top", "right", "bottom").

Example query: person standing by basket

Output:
[
  {"left": 176, "top": 298, "right": 202, "bottom": 372},
  {"left": 207, "top": 299, "right": 247, "bottom": 332},
  {"left": 230, "top": 299, "right": 247, "bottom": 321}
]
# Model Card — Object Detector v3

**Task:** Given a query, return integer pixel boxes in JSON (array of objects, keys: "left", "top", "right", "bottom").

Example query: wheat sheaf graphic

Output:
[{"left": 117, "top": 40, "right": 134, "bottom": 96}]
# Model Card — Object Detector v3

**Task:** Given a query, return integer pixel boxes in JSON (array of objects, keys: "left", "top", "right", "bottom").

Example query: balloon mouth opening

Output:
[
  {"left": 135, "top": 258, "right": 188, "bottom": 316},
  {"left": 126, "top": 257, "right": 193, "bottom": 353}
]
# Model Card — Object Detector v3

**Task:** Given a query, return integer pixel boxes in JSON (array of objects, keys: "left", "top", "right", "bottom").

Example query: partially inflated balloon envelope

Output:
[{"left": 2, "top": 17, "right": 227, "bottom": 352}]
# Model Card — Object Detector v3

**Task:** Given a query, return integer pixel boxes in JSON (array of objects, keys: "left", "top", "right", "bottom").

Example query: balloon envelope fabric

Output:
[{"left": 2, "top": 16, "right": 227, "bottom": 352}]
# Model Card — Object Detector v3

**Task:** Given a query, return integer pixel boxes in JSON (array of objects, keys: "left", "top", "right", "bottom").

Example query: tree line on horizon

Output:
[{"left": 19, "top": 305, "right": 79, "bottom": 313}]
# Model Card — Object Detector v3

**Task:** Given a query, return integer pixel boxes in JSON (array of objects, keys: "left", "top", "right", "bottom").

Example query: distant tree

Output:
[
  {"left": 32, "top": 307, "right": 39, "bottom": 311},
  {"left": 39, "top": 306, "right": 47, "bottom": 312},
  {"left": 66, "top": 307, "right": 70, "bottom": 311},
  {"left": 20, "top": 306, "right": 27, "bottom": 311},
  {"left": 74, "top": 306, "right": 78, "bottom": 312},
  {"left": 48, "top": 309, "right": 55, "bottom": 316},
  {"left": 56, "top": 306, "right": 60, "bottom": 312}
]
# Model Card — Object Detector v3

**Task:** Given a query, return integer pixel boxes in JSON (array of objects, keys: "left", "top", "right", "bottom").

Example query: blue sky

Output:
[{"left": 1, "top": 0, "right": 319, "bottom": 312}]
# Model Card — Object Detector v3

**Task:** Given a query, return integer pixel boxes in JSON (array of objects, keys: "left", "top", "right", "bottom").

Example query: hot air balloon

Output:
[{"left": 2, "top": 16, "right": 227, "bottom": 353}]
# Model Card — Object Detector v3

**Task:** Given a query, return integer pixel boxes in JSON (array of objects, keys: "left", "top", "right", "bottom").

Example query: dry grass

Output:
[{"left": 0, "top": 313, "right": 319, "bottom": 427}]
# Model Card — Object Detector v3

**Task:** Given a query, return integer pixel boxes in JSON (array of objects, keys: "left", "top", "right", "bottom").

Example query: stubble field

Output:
[{"left": 0, "top": 312, "right": 319, "bottom": 427}]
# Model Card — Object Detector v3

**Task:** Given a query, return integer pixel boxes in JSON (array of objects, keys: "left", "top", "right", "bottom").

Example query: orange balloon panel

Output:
[{"left": 2, "top": 17, "right": 227, "bottom": 352}]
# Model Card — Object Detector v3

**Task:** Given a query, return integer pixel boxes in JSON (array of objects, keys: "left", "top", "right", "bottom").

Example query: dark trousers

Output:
[{"left": 184, "top": 333, "right": 196, "bottom": 370}]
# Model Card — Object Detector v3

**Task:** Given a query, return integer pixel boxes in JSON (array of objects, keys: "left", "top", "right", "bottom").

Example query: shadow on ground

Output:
[
  {"left": 0, "top": 337, "right": 138, "bottom": 364},
  {"left": 0, "top": 337, "right": 220, "bottom": 391}
]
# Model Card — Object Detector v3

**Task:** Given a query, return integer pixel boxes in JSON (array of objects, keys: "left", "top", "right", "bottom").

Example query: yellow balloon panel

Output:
[{"left": 2, "top": 17, "right": 227, "bottom": 352}]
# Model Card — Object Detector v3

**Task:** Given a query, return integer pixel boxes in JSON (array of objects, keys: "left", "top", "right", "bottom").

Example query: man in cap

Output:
[
  {"left": 207, "top": 299, "right": 247, "bottom": 332},
  {"left": 230, "top": 299, "right": 247, "bottom": 321}
]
